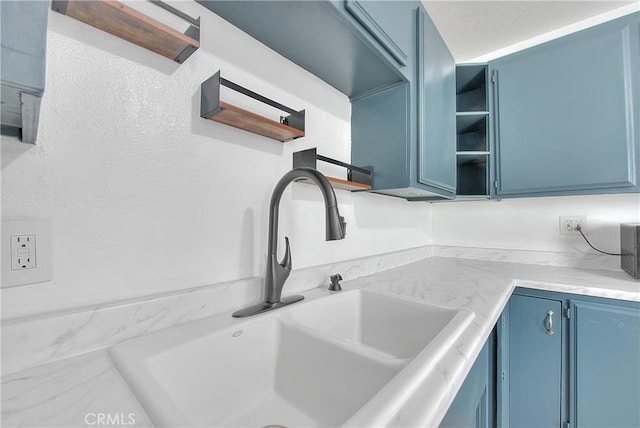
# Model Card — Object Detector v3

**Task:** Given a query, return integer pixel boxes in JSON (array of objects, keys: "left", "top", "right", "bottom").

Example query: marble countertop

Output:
[{"left": 3, "top": 255, "right": 638, "bottom": 428}]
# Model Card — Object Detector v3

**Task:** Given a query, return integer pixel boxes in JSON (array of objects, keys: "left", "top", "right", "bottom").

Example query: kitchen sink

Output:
[
  {"left": 110, "top": 288, "right": 474, "bottom": 427},
  {"left": 284, "top": 289, "right": 468, "bottom": 359}
]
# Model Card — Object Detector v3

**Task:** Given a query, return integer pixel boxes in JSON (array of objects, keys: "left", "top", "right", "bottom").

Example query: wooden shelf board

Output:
[
  {"left": 207, "top": 101, "right": 304, "bottom": 142},
  {"left": 53, "top": 0, "right": 199, "bottom": 62},
  {"left": 297, "top": 176, "right": 372, "bottom": 191}
]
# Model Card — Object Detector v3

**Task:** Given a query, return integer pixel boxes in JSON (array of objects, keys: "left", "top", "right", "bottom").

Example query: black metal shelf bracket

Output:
[
  {"left": 293, "top": 148, "right": 373, "bottom": 185},
  {"left": 200, "top": 71, "right": 305, "bottom": 134}
]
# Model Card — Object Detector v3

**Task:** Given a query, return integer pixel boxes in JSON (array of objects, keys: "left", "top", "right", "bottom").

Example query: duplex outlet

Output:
[
  {"left": 559, "top": 216, "right": 587, "bottom": 236},
  {"left": 10, "top": 235, "right": 36, "bottom": 270},
  {"left": 2, "top": 220, "right": 52, "bottom": 288}
]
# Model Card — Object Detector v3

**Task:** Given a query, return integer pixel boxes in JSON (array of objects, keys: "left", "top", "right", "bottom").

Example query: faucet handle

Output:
[
  {"left": 329, "top": 273, "right": 343, "bottom": 291},
  {"left": 280, "top": 236, "right": 292, "bottom": 271},
  {"left": 340, "top": 216, "right": 347, "bottom": 236}
]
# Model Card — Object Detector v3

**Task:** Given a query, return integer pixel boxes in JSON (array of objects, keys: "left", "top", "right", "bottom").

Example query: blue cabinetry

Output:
[
  {"left": 441, "top": 329, "right": 495, "bottom": 427},
  {"left": 570, "top": 300, "right": 640, "bottom": 427},
  {"left": 0, "top": 0, "right": 48, "bottom": 144},
  {"left": 200, "top": 1, "right": 456, "bottom": 200},
  {"left": 490, "top": 13, "right": 640, "bottom": 197},
  {"left": 198, "top": 1, "right": 406, "bottom": 100},
  {"left": 456, "top": 65, "right": 490, "bottom": 198},
  {"left": 499, "top": 293, "right": 565, "bottom": 427},
  {"left": 343, "top": 1, "right": 410, "bottom": 73},
  {"left": 498, "top": 288, "right": 640, "bottom": 428},
  {"left": 351, "top": 5, "right": 456, "bottom": 200}
]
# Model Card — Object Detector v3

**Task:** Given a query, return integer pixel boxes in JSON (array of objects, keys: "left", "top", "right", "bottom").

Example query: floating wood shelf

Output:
[
  {"left": 297, "top": 176, "right": 372, "bottom": 191},
  {"left": 293, "top": 148, "right": 373, "bottom": 192},
  {"left": 209, "top": 101, "right": 305, "bottom": 142},
  {"left": 51, "top": 0, "right": 200, "bottom": 64},
  {"left": 201, "top": 71, "right": 305, "bottom": 143}
]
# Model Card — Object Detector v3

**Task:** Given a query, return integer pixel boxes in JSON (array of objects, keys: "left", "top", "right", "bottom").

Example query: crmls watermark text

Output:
[{"left": 84, "top": 413, "right": 136, "bottom": 426}]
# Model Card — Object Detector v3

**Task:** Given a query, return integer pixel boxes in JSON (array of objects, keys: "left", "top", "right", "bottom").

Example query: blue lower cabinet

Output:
[
  {"left": 498, "top": 288, "right": 640, "bottom": 428},
  {"left": 500, "top": 293, "right": 565, "bottom": 427},
  {"left": 571, "top": 300, "right": 640, "bottom": 427},
  {"left": 441, "top": 330, "right": 495, "bottom": 427}
]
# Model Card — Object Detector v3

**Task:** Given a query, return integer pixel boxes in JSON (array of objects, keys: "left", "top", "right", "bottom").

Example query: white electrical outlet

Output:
[
  {"left": 1, "top": 220, "right": 52, "bottom": 288},
  {"left": 559, "top": 216, "right": 587, "bottom": 236},
  {"left": 10, "top": 235, "right": 36, "bottom": 270}
]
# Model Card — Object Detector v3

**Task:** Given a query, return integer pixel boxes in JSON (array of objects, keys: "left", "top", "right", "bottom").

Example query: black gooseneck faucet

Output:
[{"left": 233, "top": 167, "right": 346, "bottom": 317}]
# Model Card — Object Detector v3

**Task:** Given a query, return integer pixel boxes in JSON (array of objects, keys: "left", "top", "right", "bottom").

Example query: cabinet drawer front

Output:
[{"left": 492, "top": 14, "right": 640, "bottom": 197}]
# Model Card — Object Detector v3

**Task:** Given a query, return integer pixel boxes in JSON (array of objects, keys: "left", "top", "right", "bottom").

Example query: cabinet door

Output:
[
  {"left": 0, "top": 0, "right": 48, "bottom": 143},
  {"left": 441, "top": 333, "right": 491, "bottom": 427},
  {"left": 416, "top": 7, "right": 456, "bottom": 196},
  {"left": 571, "top": 300, "right": 640, "bottom": 427},
  {"left": 344, "top": 0, "right": 410, "bottom": 70},
  {"left": 506, "top": 295, "right": 563, "bottom": 427},
  {"left": 491, "top": 13, "right": 640, "bottom": 197}
]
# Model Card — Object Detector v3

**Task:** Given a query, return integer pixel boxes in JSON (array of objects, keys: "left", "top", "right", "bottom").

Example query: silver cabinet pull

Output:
[{"left": 545, "top": 310, "right": 554, "bottom": 336}]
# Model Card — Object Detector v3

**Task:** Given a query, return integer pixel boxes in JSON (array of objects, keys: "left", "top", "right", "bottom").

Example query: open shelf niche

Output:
[
  {"left": 456, "top": 64, "right": 490, "bottom": 198},
  {"left": 201, "top": 71, "right": 305, "bottom": 143},
  {"left": 293, "top": 148, "right": 372, "bottom": 191},
  {"left": 51, "top": 0, "right": 200, "bottom": 63}
]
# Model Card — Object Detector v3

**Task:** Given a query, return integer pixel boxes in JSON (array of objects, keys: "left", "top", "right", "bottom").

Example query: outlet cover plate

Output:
[
  {"left": 1, "top": 220, "right": 52, "bottom": 288},
  {"left": 559, "top": 215, "right": 587, "bottom": 236}
]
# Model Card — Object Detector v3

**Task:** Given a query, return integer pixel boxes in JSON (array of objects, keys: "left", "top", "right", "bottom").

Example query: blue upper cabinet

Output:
[
  {"left": 200, "top": 1, "right": 456, "bottom": 200},
  {"left": 490, "top": 13, "right": 640, "bottom": 198},
  {"left": 342, "top": 1, "right": 410, "bottom": 76},
  {"left": 0, "top": 0, "right": 48, "bottom": 144},
  {"left": 197, "top": 1, "right": 407, "bottom": 100},
  {"left": 351, "top": 5, "right": 456, "bottom": 200},
  {"left": 416, "top": 7, "right": 456, "bottom": 197}
]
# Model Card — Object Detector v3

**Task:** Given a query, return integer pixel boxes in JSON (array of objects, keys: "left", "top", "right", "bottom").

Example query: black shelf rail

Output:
[{"left": 293, "top": 148, "right": 372, "bottom": 186}]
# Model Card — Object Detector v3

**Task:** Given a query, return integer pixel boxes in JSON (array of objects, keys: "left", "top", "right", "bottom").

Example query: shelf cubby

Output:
[
  {"left": 457, "top": 154, "right": 488, "bottom": 196},
  {"left": 456, "top": 64, "right": 490, "bottom": 197},
  {"left": 456, "top": 66, "right": 487, "bottom": 112},
  {"left": 456, "top": 114, "right": 488, "bottom": 152},
  {"left": 51, "top": 0, "right": 200, "bottom": 64}
]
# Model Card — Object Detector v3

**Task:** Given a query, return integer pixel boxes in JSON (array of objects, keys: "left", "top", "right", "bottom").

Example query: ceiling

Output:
[{"left": 423, "top": 1, "right": 638, "bottom": 62}]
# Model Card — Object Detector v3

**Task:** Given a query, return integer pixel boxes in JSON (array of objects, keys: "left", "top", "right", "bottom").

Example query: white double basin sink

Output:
[{"left": 110, "top": 288, "right": 474, "bottom": 427}]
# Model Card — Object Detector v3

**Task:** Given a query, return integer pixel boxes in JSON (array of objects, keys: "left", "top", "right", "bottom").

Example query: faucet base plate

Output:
[{"left": 232, "top": 295, "right": 304, "bottom": 318}]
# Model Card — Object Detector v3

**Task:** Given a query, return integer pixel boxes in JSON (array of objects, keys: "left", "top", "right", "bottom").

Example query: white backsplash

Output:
[
  {"left": 2, "top": 245, "right": 432, "bottom": 375},
  {"left": 4, "top": 241, "right": 629, "bottom": 375},
  {"left": 431, "top": 193, "right": 640, "bottom": 254}
]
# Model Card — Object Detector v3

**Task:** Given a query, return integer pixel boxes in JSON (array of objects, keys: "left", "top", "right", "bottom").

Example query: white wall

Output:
[
  {"left": 1, "top": 4, "right": 431, "bottom": 318},
  {"left": 3, "top": 3, "right": 638, "bottom": 319},
  {"left": 431, "top": 194, "right": 640, "bottom": 254}
]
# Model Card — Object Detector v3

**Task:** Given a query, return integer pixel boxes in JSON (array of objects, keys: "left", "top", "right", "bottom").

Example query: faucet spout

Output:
[{"left": 233, "top": 167, "right": 346, "bottom": 318}]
